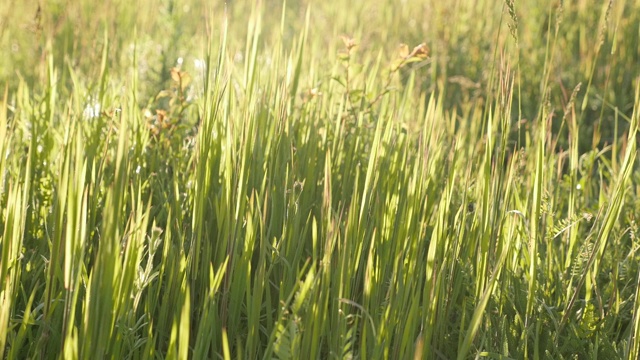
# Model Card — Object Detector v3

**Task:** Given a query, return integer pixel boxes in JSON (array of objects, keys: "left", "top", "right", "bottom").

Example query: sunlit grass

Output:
[{"left": 1, "top": 0, "right": 639, "bottom": 359}]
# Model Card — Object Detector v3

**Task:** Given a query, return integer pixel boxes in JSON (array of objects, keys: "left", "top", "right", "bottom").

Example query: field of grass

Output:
[{"left": 1, "top": 0, "right": 640, "bottom": 358}]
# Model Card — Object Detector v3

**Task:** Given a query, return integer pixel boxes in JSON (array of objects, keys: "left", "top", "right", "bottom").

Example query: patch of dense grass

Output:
[{"left": 1, "top": 0, "right": 639, "bottom": 359}]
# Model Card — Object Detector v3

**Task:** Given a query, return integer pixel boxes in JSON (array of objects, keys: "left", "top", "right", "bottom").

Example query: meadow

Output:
[{"left": 1, "top": 0, "right": 639, "bottom": 358}]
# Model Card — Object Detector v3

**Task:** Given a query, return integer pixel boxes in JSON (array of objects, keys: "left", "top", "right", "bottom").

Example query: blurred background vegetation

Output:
[{"left": 2, "top": 0, "right": 638, "bottom": 152}]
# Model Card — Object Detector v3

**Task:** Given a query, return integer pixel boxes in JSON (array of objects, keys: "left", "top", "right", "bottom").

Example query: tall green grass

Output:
[{"left": 1, "top": 0, "right": 639, "bottom": 358}]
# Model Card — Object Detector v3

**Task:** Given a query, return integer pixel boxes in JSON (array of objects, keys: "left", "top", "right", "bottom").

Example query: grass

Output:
[{"left": 1, "top": 0, "right": 640, "bottom": 358}]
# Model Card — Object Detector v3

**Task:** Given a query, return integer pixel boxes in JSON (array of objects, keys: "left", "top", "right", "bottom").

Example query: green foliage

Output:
[{"left": 1, "top": 0, "right": 639, "bottom": 359}]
